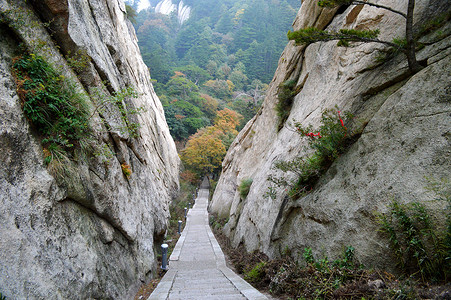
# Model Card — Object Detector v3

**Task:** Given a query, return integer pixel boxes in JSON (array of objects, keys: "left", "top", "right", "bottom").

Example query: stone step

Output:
[{"left": 148, "top": 188, "right": 267, "bottom": 300}]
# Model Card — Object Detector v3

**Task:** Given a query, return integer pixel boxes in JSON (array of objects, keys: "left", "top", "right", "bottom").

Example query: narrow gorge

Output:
[{"left": 0, "top": 0, "right": 450, "bottom": 298}]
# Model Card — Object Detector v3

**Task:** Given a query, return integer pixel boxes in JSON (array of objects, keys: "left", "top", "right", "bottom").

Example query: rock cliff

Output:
[
  {"left": 210, "top": 0, "right": 451, "bottom": 270},
  {"left": 155, "top": 0, "right": 191, "bottom": 24},
  {"left": 0, "top": 0, "right": 179, "bottom": 298}
]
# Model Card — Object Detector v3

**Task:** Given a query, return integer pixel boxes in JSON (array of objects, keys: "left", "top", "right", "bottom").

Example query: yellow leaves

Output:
[
  {"left": 181, "top": 134, "right": 226, "bottom": 174},
  {"left": 204, "top": 80, "right": 216, "bottom": 87},
  {"left": 233, "top": 8, "right": 245, "bottom": 24},
  {"left": 226, "top": 80, "right": 235, "bottom": 92},
  {"left": 215, "top": 108, "right": 243, "bottom": 130},
  {"left": 172, "top": 71, "right": 186, "bottom": 78},
  {"left": 121, "top": 163, "right": 132, "bottom": 178},
  {"left": 181, "top": 108, "right": 243, "bottom": 176}
]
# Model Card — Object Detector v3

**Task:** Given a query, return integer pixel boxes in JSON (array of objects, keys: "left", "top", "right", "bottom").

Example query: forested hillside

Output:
[{"left": 126, "top": 0, "right": 299, "bottom": 178}]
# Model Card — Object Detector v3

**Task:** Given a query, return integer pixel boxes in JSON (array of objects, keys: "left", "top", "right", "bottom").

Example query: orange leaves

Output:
[
  {"left": 172, "top": 71, "right": 186, "bottom": 78},
  {"left": 121, "top": 163, "right": 132, "bottom": 178},
  {"left": 181, "top": 108, "right": 243, "bottom": 176},
  {"left": 226, "top": 80, "right": 235, "bottom": 92},
  {"left": 215, "top": 108, "right": 243, "bottom": 131},
  {"left": 180, "top": 170, "right": 198, "bottom": 184}
]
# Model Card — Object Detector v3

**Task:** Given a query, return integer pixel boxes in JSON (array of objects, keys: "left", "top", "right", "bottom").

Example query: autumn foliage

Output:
[
  {"left": 214, "top": 108, "right": 242, "bottom": 130},
  {"left": 181, "top": 108, "right": 242, "bottom": 177}
]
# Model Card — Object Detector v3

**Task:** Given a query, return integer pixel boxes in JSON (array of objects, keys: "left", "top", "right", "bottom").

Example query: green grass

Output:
[
  {"left": 377, "top": 199, "right": 450, "bottom": 282},
  {"left": 238, "top": 178, "right": 253, "bottom": 199},
  {"left": 12, "top": 53, "right": 91, "bottom": 172},
  {"left": 244, "top": 261, "right": 267, "bottom": 283},
  {"left": 275, "top": 79, "right": 297, "bottom": 131},
  {"left": 268, "top": 108, "right": 355, "bottom": 199}
]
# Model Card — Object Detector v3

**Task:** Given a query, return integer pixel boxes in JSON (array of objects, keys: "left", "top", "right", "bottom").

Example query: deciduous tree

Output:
[
  {"left": 180, "top": 108, "right": 243, "bottom": 177},
  {"left": 181, "top": 131, "right": 226, "bottom": 176}
]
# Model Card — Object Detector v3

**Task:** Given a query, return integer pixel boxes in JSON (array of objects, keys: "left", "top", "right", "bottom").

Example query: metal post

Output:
[
  {"left": 161, "top": 244, "right": 169, "bottom": 271},
  {"left": 184, "top": 207, "right": 187, "bottom": 219},
  {"left": 178, "top": 220, "right": 182, "bottom": 235},
  {"left": 188, "top": 202, "right": 191, "bottom": 209}
]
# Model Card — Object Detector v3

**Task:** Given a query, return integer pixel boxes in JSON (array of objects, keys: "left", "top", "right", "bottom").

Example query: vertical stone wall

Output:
[
  {"left": 0, "top": 0, "right": 180, "bottom": 298},
  {"left": 210, "top": 0, "right": 451, "bottom": 270}
]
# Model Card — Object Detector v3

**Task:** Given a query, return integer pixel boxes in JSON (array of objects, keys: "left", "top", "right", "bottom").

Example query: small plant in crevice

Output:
[
  {"left": 12, "top": 53, "right": 92, "bottom": 178},
  {"left": 125, "top": 4, "right": 138, "bottom": 24},
  {"left": 267, "top": 107, "right": 357, "bottom": 200},
  {"left": 66, "top": 49, "right": 91, "bottom": 73},
  {"left": 275, "top": 79, "right": 297, "bottom": 131},
  {"left": 238, "top": 178, "right": 253, "bottom": 200},
  {"left": 121, "top": 163, "right": 132, "bottom": 178},
  {"left": 90, "top": 86, "right": 144, "bottom": 138},
  {"left": 13, "top": 54, "right": 91, "bottom": 144},
  {"left": 12, "top": 52, "right": 145, "bottom": 183},
  {"left": 417, "top": 10, "right": 451, "bottom": 38},
  {"left": 0, "top": 292, "right": 6, "bottom": 300},
  {"left": 377, "top": 193, "right": 450, "bottom": 282},
  {"left": 209, "top": 213, "right": 229, "bottom": 231},
  {"left": 302, "top": 246, "right": 315, "bottom": 264}
]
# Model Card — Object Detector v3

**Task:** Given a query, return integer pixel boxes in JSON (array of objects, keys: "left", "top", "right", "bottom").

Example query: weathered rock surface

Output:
[
  {"left": 0, "top": 0, "right": 179, "bottom": 298},
  {"left": 155, "top": 0, "right": 191, "bottom": 24},
  {"left": 210, "top": 0, "right": 451, "bottom": 270}
]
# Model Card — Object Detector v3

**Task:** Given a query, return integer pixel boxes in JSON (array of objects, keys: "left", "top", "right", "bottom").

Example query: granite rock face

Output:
[
  {"left": 210, "top": 0, "right": 451, "bottom": 270},
  {"left": 0, "top": 0, "right": 179, "bottom": 298}
]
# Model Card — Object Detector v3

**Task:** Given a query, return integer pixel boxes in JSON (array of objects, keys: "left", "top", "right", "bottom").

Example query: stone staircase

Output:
[{"left": 148, "top": 187, "right": 267, "bottom": 300}]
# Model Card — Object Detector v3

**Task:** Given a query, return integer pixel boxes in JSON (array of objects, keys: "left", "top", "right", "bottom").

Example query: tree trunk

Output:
[
  {"left": 405, "top": 0, "right": 422, "bottom": 73},
  {"left": 253, "top": 83, "right": 259, "bottom": 106}
]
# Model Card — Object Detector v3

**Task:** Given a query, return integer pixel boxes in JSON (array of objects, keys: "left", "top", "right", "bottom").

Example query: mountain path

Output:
[{"left": 148, "top": 181, "right": 267, "bottom": 300}]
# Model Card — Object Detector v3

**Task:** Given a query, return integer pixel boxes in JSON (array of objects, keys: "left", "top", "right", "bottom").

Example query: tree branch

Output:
[
  {"left": 338, "top": 35, "right": 405, "bottom": 51},
  {"left": 351, "top": 0, "right": 407, "bottom": 18},
  {"left": 303, "top": 33, "right": 405, "bottom": 52}
]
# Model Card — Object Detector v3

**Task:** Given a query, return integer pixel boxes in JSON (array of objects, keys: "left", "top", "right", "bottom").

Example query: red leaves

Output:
[
  {"left": 306, "top": 132, "right": 322, "bottom": 138},
  {"left": 305, "top": 111, "right": 346, "bottom": 138},
  {"left": 338, "top": 111, "right": 346, "bottom": 130}
]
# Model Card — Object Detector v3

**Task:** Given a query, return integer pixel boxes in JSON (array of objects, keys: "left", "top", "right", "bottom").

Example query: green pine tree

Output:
[{"left": 288, "top": 0, "right": 422, "bottom": 73}]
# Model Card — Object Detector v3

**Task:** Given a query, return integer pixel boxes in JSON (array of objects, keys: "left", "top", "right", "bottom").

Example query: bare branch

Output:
[{"left": 351, "top": 0, "right": 407, "bottom": 18}]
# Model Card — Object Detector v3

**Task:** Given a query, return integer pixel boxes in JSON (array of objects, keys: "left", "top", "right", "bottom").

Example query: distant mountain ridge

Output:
[{"left": 133, "top": 0, "right": 299, "bottom": 85}]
